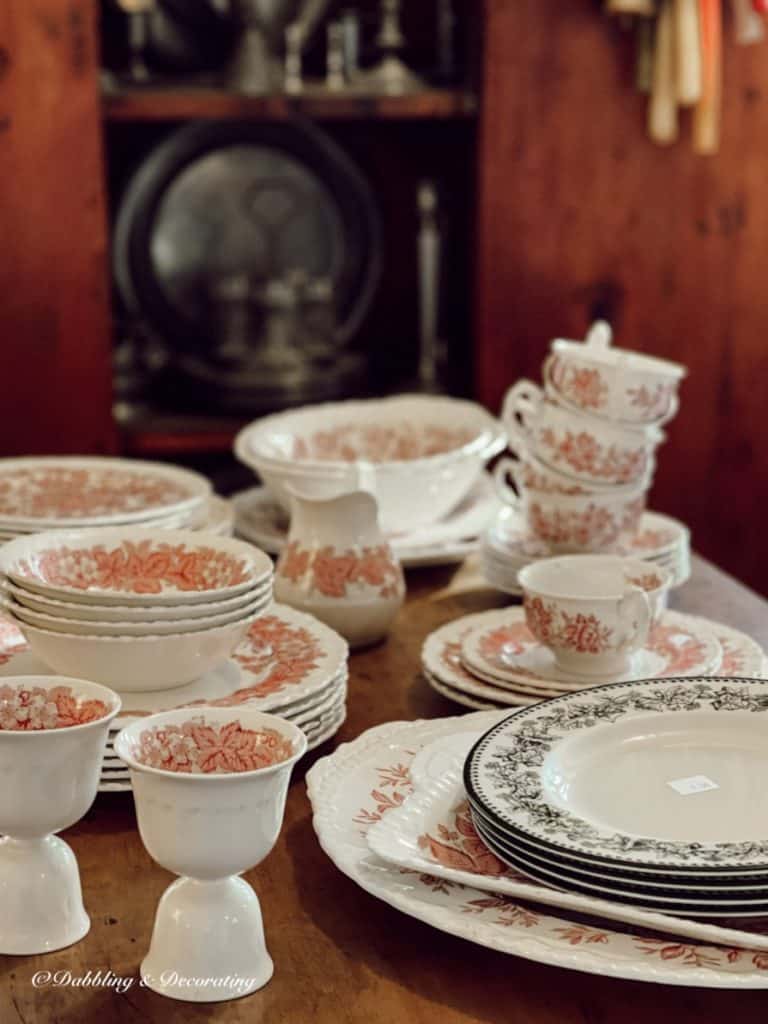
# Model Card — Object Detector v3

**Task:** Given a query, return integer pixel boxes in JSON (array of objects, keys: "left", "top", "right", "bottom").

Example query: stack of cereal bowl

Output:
[
  {"left": 0, "top": 529, "right": 273, "bottom": 692},
  {"left": 486, "top": 323, "right": 688, "bottom": 591}
]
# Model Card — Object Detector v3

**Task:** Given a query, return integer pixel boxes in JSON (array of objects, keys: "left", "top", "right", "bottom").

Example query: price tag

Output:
[{"left": 667, "top": 775, "right": 719, "bottom": 796}]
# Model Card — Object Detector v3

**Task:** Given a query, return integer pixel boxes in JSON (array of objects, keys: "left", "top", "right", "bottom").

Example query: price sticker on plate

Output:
[{"left": 666, "top": 775, "right": 719, "bottom": 796}]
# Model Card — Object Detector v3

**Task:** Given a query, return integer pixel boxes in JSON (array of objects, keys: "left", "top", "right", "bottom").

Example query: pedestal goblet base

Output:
[
  {"left": 0, "top": 835, "right": 90, "bottom": 955},
  {"left": 141, "top": 875, "right": 274, "bottom": 1002}
]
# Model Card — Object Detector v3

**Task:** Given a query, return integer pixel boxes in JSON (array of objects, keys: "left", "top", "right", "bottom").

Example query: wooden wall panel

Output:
[
  {"left": 476, "top": 0, "right": 768, "bottom": 594},
  {"left": 0, "top": 0, "right": 115, "bottom": 455}
]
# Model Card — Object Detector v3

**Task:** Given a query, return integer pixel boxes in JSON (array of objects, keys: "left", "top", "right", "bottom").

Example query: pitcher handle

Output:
[{"left": 617, "top": 588, "right": 651, "bottom": 653}]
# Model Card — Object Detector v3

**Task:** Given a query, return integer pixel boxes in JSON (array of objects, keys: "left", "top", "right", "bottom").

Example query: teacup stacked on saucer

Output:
[
  {"left": 0, "top": 529, "right": 274, "bottom": 691},
  {"left": 486, "top": 322, "right": 687, "bottom": 590},
  {"left": 422, "top": 553, "right": 767, "bottom": 710}
]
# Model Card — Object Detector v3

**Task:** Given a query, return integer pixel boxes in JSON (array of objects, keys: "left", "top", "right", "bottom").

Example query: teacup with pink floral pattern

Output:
[{"left": 517, "top": 555, "right": 656, "bottom": 678}]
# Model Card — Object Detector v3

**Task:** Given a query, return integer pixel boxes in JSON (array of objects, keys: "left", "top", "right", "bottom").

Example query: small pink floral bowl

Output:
[{"left": 0, "top": 527, "right": 272, "bottom": 605}]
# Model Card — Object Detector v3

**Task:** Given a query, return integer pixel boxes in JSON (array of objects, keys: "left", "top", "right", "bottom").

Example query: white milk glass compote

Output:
[
  {"left": 0, "top": 676, "right": 121, "bottom": 955},
  {"left": 114, "top": 707, "right": 308, "bottom": 1002}
]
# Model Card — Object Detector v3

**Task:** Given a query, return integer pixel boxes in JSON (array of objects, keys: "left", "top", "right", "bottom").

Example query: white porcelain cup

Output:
[
  {"left": 517, "top": 555, "right": 655, "bottom": 677},
  {"left": 493, "top": 458, "right": 646, "bottom": 552},
  {"left": 0, "top": 676, "right": 121, "bottom": 955},
  {"left": 501, "top": 380, "right": 663, "bottom": 487},
  {"left": 114, "top": 707, "right": 307, "bottom": 1002}
]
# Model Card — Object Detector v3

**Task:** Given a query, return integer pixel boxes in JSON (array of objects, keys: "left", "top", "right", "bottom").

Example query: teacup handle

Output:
[
  {"left": 492, "top": 456, "right": 524, "bottom": 508},
  {"left": 500, "top": 379, "right": 544, "bottom": 450},
  {"left": 617, "top": 588, "right": 651, "bottom": 653},
  {"left": 353, "top": 461, "right": 377, "bottom": 498}
]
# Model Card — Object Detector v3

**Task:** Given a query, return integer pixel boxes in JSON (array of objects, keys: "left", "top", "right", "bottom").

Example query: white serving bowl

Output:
[
  {"left": 0, "top": 528, "right": 272, "bottom": 606},
  {"left": 2, "top": 575, "right": 272, "bottom": 623},
  {"left": 17, "top": 615, "right": 259, "bottom": 692},
  {"left": 545, "top": 324, "right": 686, "bottom": 426},
  {"left": 234, "top": 394, "right": 506, "bottom": 534},
  {"left": 502, "top": 381, "right": 663, "bottom": 487},
  {"left": 2, "top": 589, "right": 271, "bottom": 637}
]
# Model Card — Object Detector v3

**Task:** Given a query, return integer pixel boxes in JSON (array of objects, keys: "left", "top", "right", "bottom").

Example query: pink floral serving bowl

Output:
[
  {"left": 0, "top": 528, "right": 272, "bottom": 605},
  {"left": 234, "top": 395, "right": 506, "bottom": 534}
]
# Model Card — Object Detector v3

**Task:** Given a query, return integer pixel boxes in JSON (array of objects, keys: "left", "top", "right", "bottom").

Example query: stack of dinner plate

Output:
[
  {"left": 0, "top": 456, "right": 233, "bottom": 539},
  {"left": 464, "top": 676, "right": 768, "bottom": 918},
  {"left": 0, "top": 528, "right": 273, "bottom": 691}
]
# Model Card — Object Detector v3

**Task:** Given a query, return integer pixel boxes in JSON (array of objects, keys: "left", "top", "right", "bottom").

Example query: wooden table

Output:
[{"left": 2, "top": 555, "right": 768, "bottom": 1024}]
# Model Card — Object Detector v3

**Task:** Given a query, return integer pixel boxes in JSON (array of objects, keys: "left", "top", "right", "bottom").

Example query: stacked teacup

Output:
[
  {"left": 494, "top": 322, "right": 685, "bottom": 555},
  {"left": 0, "top": 528, "right": 274, "bottom": 692}
]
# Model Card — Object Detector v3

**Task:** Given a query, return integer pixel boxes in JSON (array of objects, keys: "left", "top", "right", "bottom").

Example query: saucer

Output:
[{"left": 460, "top": 609, "right": 722, "bottom": 692}]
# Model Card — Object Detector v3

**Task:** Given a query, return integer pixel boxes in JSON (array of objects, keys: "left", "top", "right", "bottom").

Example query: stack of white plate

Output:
[
  {"left": 482, "top": 507, "right": 691, "bottom": 597},
  {"left": 422, "top": 607, "right": 767, "bottom": 711},
  {"left": 0, "top": 456, "right": 221, "bottom": 539},
  {"left": 0, "top": 528, "right": 273, "bottom": 691},
  {"left": 98, "top": 603, "right": 349, "bottom": 790},
  {"left": 465, "top": 676, "right": 768, "bottom": 918}
]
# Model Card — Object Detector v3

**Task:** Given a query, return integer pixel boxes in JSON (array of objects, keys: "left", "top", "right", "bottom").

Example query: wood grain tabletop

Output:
[{"left": 2, "top": 554, "right": 768, "bottom": 1024}]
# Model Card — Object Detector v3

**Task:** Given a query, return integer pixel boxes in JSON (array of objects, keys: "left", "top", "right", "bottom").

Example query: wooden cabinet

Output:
[
  {"left": 0, "top": 0, "right": 115, "bottom": 455},
  {"left": 475, "top": 0, "right": 768, "bottom": 593}
]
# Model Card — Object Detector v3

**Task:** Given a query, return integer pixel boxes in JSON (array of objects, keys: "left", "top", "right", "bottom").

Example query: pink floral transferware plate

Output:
[
  {"left": 307, "top": 711, "right": 768, "bottom": 987},
  {"left": 460, "top": 609, "right": 721, "bottom": 692},
  {"left": 0, "top": 604, "right": 348, "bottom": 726},
  {"left": 422, "top": 614, "right": 764, "bottom": 708},
  {"left": 0, "top": 457, "right": 210, "bottom": 527},
  {"left": 367, "top": 758, "right": 768, "bottom": 954}
]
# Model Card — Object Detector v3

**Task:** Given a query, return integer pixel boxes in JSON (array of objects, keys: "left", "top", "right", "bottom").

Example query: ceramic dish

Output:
[
  {"left": 459, "top": 608, "right": 721, "bottom": 692},
  {"left": 234, "top": 395, "right": 505, "bottom": 534},
  {"left": 465, "top": 676, "right": 768, "bottom": 873},
  {"left": 367, "top": 754, "right": 768, "bottom": 947},
  {"left": 2, "top": 589, "right": 271, "bottom": 637},
  {"left": 0, "top": 456, "right": 211, "bottom": 529},
  {"left": 0, "top": 604, "right": 349, "bottom": 720},
  {"left": 0, "top": 528, "right": 272, "bottom": 605},
  {"left": 307, "top": 710, "right": 768, "bottom": 987},
  {"left": 2, "top": 575, "right": 271, "bottom": 623},
  {"left": 18, "top": 613, "right": 260, "bottom": 692}
]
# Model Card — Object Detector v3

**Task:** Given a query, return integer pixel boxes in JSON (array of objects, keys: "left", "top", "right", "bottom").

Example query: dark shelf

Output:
[{"left": 102, "top": 86, "right": 478, "bottom": 122}]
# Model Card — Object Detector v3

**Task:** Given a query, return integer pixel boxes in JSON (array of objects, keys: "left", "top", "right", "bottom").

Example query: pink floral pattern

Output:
[
  {"left": 627, "top": 381, "right": 676, "bottom": 418},
  {"left": 528, "top": 498, "right": 644, "bottom": 550},
  {"left": 0, "top": 466, "right": 193, "bottom": 519},
  {"left": 342, "top": 751, "right": 768, "bottom": 975},
  {"left": 16, "top": 540, "right": 251, "bottom": 595},
  {"left": 650, "top": 622, "right": 711, "bottom": 676},
  {"left": 630, "top": 527, "right": 678, "bottom": 552},
  {"left": 133, "top": 718, "right": 293, "bottom": 773},
  {"left": 0, "top": 619, "right": 28, "bottom": 664},
  {"left": 538, "top": 427, "right": 649, "bottom": 484},
  {"left": 523, "top": 597, "right": 613, "bottom": 654},
  {"left": 291, "top": 424, "right": 475, "bottom": 463},
  {"left": 625, "top": 572, "right": 665, "bottom": 591},
  {"left": 231, "top": 615, "right": 323, "bottom": 700},
  {"left": 278, "top": 542, "right": 403, "bottom": 600},
  {"left": 550, "top": 360, "right": 609, "bottom": 412},
  {"left": 418, "top": 800, "right": 516, "bottom": 878},
  {"left": 0, "top": 684, "right": 110, "bottom": 730}
]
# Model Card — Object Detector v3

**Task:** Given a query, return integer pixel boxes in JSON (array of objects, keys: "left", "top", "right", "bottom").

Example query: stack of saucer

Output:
[
  {"left": 483, "top": 507, "right": 691, "bottom": 596},
  {"left": 423, "top": 607, "right": 765, "bottom": 710},
  {"left": 0, "top": 528, "right": 273, "bottom": 691},
  {"left": 465, "top": 676, "right": 768, "bottom": 917}
]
